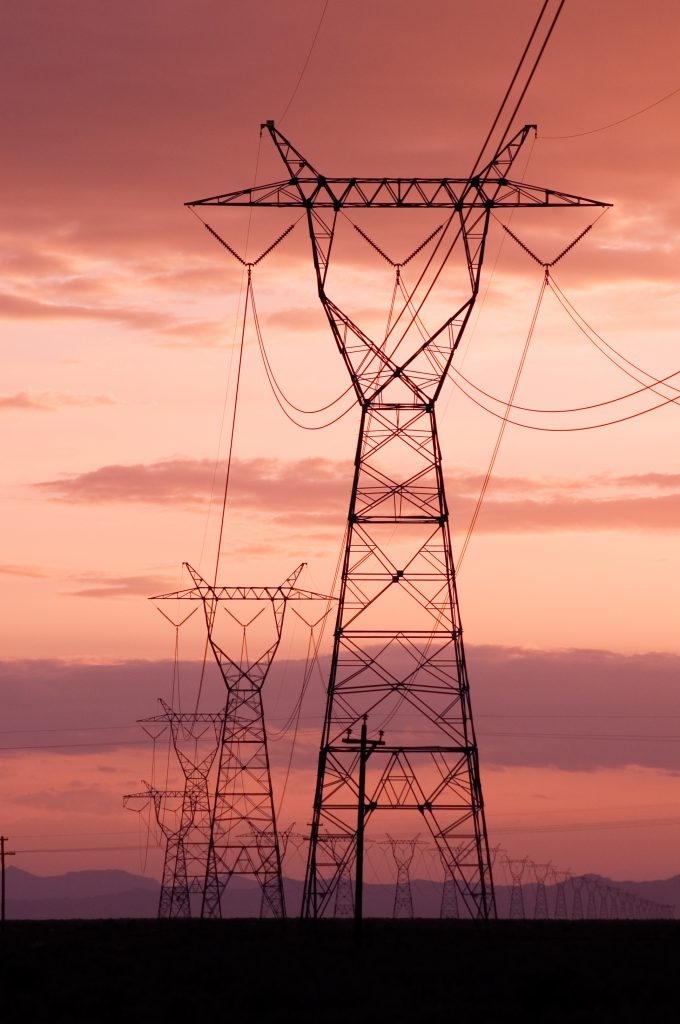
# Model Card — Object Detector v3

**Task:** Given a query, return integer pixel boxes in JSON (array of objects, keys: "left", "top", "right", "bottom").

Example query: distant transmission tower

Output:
[
  {"left": 386, "top": 836, "right": 419, "bottom": 919},
  {"left": 552, "top": 867, "right": 569, "bottom": 920},
  {"left": 506, "top": 857, "right": 527, "bottom": 920},
  {"left": 154, "top": 563, "right": 328, "bottom": 918},
  {"left": 532, "top": 861, "right": 550, "bottom": 919},
  {"left": 139, "top": 700, "right": 223, "bottom": 915},
  {"left": 124, "top": 784, "right": 193, "bottom": 918},
  {"left": 571, "top": 875, "right": 585, "bottom": 920},
  {"left": 188, "top": 122, "right": 608, "bottom": 920}
]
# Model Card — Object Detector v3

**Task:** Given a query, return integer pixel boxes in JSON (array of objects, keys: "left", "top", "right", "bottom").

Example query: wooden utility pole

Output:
[
  {"left": 342, "top": 717, "right": 384, "bottom": 937},
  {"left": 1, "top": 835, "right": 15, "bottom": 923}
]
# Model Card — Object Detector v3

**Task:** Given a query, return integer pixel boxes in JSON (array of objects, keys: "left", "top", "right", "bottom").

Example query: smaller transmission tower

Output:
[
  {"left": 552, "top": 867, "right": 569, "bottom": 920},
  {"left": 153, "top": 563, "right": 329, "bottom": 918},
  {"left": 140, "top": 700, "right": 223, "bottom": 915},
  {"left": 505, "top": 857, "right": 527, "bottom": 920},
  {"left": 532, "top": 861, "right": 550, "bottom": 919},
  {"left": 124, "top": 784, "right": 194, "bottom": 918},
  {"left": 386, "top": 836, "right": 419, "bottom": 919},
  {"left": 250, "top": 824, "right": 294, "bottom": 918},
  {"left": 571, "top": 875, "right": 585, "bottom": 920}
]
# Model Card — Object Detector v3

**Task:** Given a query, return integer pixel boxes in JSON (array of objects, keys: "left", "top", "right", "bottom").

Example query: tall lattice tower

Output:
[
  {"left": 188, "top": 122, "right": 608, "bottom": 920},
  {"left": 153, "top": 563, "right": 328, "bottom": 918}
]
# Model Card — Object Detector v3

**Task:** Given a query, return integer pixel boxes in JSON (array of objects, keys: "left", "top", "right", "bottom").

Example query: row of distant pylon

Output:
[
  {"left": 124, "top": 562, "right": 333, "bottom": 920},
  {"left": 123, "top": 564, "right": 673, "bottom": 923},
  {"left": 495, "top": 852, "right": 673, "bottom": 921}
]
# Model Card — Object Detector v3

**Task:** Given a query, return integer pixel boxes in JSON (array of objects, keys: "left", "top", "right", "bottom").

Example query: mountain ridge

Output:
[{"left": 5, "top": 866, "right": 679, "bottom": 919}]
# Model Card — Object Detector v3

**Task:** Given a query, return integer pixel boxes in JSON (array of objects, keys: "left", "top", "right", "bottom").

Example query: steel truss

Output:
[
  {"left": 153, "top": 563, "right": 329, "bottom": 918},
  {"left": 188, "top": 122, "right": 608, "bottom": 920},
  {"left": 386, "top": 836, "right": 419, "bottom": 919},
  {"left": 139, "top": 700, "right": 223, "bottom": 916},
  {"left": 124, "top": 784, "right": 194, "bottom": 918}
]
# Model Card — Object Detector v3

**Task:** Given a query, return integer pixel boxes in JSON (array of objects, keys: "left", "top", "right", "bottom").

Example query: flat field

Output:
[{"left": 0, "top": 919, "right": 677, "bottom": 1022}]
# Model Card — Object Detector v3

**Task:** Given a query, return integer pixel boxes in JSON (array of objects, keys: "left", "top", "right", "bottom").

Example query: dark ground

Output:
[{"left": 0, "top": 919, "right": 677, "bottom": 1023}]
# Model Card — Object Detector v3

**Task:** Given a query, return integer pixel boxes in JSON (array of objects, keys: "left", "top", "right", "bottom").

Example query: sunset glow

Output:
[{"left": 2, "top": 0, "right": 680, "bottom": 889}]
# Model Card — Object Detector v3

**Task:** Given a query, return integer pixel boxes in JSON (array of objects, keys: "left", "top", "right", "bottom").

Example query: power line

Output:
[
  {"left": 278, "top": 1, "right": 331, "bottom": 124},
  {"left": 542, "top": 82, "right": 680, "bottom": 139}
]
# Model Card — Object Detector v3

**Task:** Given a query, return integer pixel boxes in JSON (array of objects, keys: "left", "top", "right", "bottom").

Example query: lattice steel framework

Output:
[
  {"left": 532, "top": 861, "right": 550, "bottom": 920},
  {"left": 506, "top": 857, "right": 527, "bottom": 920},
  {"left": 387, "top": 836, "right": 418, "bottom": 919},
  {"left": 153, "top": 563, "right": 328, "bottom": 918},
  {"left": 139, "top": 700, "right": 223, "bottom": 916},
  {"left": 124, "top": 784, "right": 194, "bottom": 918},
  {"left": 188, "top": 122, "right": 608, "bottom": 920}
]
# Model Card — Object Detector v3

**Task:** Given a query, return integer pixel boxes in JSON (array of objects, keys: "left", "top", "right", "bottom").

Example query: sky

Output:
[{"left": 2, "top": 0, "right": 680, "bottom": 887}]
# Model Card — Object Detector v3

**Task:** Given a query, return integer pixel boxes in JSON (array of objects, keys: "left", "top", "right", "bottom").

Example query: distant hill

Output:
[
  {"left": 5, "top": 866, "right": 678, "bottom": 919},
  {"left": 6, "top": 867, "right": 159, "bottom": 920}
]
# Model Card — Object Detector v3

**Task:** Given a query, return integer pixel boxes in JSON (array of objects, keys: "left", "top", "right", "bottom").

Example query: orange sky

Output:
[{"left": 2, "top": 0, "right": 680, "bottom": 885}]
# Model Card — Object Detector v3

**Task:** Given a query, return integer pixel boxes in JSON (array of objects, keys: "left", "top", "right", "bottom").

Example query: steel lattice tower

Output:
[
  {"left": 387, "top": 836, "right": 418, "bottom": 919},
  {"left": 154, "top": 563, "right": 328, "bottom": 918},
  {"left": 532, "top": 861, "right": 550, "bottom": 919},
  {"left": 139, "top": 700, "right": 223, "bottom": 915},
  {"left": 124, "top": 785, "right": 193, "bottom": 918},
  {"left": 506, "top": 857, "right": 527, "bottom": 920},
  {"left": 188, "top": 122, "right": 608, "bottom": 920}
]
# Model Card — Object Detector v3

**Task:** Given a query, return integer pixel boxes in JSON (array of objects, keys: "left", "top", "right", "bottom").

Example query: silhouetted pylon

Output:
[
  {"left": 505, "top": 857, "right": 527, "bottom": 920},
  {"left": 386, "top": 835, "right": 419, "bottom": 919},
  {"left": 187, "top": 122, "right": 608, "bottom": 922},
  {"left": 124, "top": 784, "right": 194, "bottom": 918},
  {"left": 153, "top": 563, "right": 330, "bottom": 919},
  {"left": 532, "top": 861, "right": 550, "bottom": 919},
  {"left": 140, "top": 699, "right": 223, "bottom": 915},
  {"left": 570, "top": 875, "right": 585, "bottom": 920}
]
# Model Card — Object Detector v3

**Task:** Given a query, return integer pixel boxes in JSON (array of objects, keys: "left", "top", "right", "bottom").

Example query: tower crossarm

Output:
[
  {"left": 139, "top": 700, "right": 223, "bottom": 728},
  {"left": 184, "top": 121, "right": 608, "bottom": 212},
  {"left": 150, "top": 563, "right": 331, "bottom": 604},
  {"left": 187, "top": 177, "right": 609, "bottom": 211},
  {"left": 187, "top": 124, "right": 608, "bottom": 409}
]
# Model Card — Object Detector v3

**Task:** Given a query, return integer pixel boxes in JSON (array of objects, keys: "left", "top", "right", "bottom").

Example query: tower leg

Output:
[{"left": 303, "top": 403, "right": 495, "bottom": 919}]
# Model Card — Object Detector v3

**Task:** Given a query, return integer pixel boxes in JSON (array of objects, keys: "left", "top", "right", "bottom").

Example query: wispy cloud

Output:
[
  {"left": 0, "top": 564, "right": 50, "bottom": 579},
  {"left": 0, "top": 391, "right": 119, "bottom": 412},
  {"left": 34, "top": 456, "right": 351, "bottom": 511},
  {"left": 34, "top": 457, "right": 680, "bottom": 532},
  {"left": 65, "top": 573, "right": 174, "bottom": 599},
  {"left": 35, "top": 458, "right": 219, "bottom": 507},
  {"left": 1, "top": 646, "right": 679, "bottom": 772},
  {"left": 0, "top": 291, "right": 222, "bottom": 344}
]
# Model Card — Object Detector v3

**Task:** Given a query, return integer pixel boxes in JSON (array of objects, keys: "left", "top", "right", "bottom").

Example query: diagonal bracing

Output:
[
  {"left": 153, "top": 563, "right": 330, "bottom": 918},
  {"left": 187, "top": 122, "right": 609, "bottom": 920}
]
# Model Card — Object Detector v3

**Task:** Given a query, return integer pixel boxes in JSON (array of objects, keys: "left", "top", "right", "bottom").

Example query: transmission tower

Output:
[
  {"left": 531, "top": 861, "right": 550, "bottom": 919},
  {"left": 139, "top": 700, "right": 223, "bottom": 915},
  {"left": 571, "top": 875, "right": 585, "bottom": 920},
  {"left": 250, "top": 824, "right": 294, "bottom": 918},
  {"left": 188, "top": 121, "right": 608, "bottom": 920},
  {"left": 124, "top": 784, "right": 194, "bottom": 918},
  {"left": 153, "top": 562, "right": 328, "bottom": 918},
  {"left": 505, "top": 857, "right": 527, "bottom": 920},
  {"left": 552, "top": 867, "right": 569, "bottom": 920},
  {"left": 386, "top": 835, "right": 419, "bottom": 919},
  {"left": 585, "top": 877, "right": 599, "bottom": 919}
]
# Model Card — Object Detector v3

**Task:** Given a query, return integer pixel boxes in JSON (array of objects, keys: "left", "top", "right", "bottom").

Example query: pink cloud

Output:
[
  {"left": 34, "top": 457, "right": 680, "bottom": 533},
  {"left": 0, "top": 564, "right": 50, "bottom": 579},
  {"left": 65, "top": 574, "right": 175, "bottom": 599},
  {"left": 1, "top": 646, "right": 679, "bottom": 773},
  {"left": 34, "top": 456, "right": 351, "bottom": 511},
  {"left": 0, "top": 291, "right": 221, "bottom": 342},
  {"left": 0, "top": 391, "right": 118, "bottom": 412},
  {"left": 35, "top": 458, "right": 219, "bottom": 507}
]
